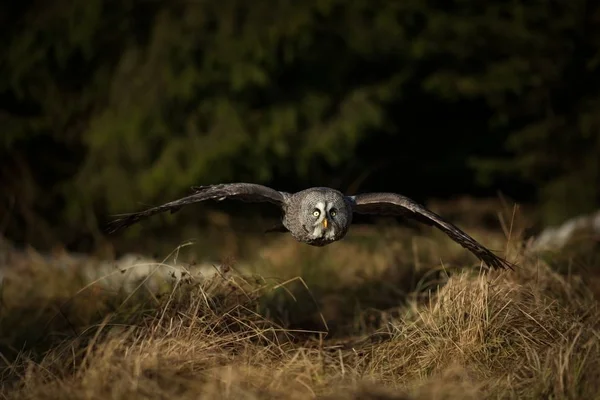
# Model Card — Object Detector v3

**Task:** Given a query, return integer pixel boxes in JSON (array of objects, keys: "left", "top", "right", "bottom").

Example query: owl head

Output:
[{"left": 295, "top": 188, "right": 352, "bottom": 242}]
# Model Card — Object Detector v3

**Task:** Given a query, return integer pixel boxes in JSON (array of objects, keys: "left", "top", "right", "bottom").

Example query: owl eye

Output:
[
  {"left": 312, "top": 209, "right": 320, "bottom": 217},
  {"left": 330, "top": 209, "right": 337, "bottom": 217}
]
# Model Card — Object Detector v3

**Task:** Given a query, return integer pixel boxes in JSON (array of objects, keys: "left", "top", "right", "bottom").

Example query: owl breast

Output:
[{"left": 287, "top": 225, "right": 346, "bottom": 246}]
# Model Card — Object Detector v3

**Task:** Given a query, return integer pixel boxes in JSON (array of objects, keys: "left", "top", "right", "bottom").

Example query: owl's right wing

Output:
[
  {"left": 105, "top": 183, "right": 290, "bottom": 234},
  {"left": 349, "top": 192, "right": 513, "bottom": 271}
]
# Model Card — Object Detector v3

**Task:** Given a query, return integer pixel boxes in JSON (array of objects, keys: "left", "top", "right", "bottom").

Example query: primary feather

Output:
[
  {"left": 105, "top": 183, "right": 289, "bottom": 233},
  {"left": 350, "top": 192, "right": 513, "bottom": 270}
]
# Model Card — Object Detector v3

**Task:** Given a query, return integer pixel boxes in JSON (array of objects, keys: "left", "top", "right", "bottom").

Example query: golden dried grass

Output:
[{"left": 1, "top": 225, "right": 599, "bottom": 399}]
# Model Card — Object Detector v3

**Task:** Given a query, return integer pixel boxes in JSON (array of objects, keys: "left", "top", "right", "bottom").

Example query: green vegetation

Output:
[{"left": 2, "top": 1, "right": 599, "bottom": 250}]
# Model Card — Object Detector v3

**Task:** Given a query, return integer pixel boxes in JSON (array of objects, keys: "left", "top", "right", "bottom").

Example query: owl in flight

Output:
[{"left": 106, "top": 183, "right": 513, "bottom": 270}]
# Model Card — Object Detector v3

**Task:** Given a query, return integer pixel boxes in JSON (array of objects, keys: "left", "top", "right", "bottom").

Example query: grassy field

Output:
[{"left": 1, "top": 207, "right": 599, "bottom": 399}]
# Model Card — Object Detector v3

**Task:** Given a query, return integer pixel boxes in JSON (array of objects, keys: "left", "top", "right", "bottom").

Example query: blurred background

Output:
[{"left": 1, "top": 0, "right": 599, "bottom": 259}]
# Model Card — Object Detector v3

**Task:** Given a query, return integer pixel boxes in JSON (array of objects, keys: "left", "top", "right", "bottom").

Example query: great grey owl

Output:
[{"left": 106, "top": 183, "right": 513, "bottom": 270}]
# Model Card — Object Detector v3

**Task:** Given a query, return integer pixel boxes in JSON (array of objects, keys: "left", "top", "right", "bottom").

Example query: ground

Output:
[{"left": 0, "top": 202, "right": 599, "bottom": 399}]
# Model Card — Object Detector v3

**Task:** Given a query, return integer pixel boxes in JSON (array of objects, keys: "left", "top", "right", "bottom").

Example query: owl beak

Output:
[{"left": 322, "top": 218, "right": 328, "bottom": 229}]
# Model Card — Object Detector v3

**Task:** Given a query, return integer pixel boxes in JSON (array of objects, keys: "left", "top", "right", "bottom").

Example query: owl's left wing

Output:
[
  {"left": 349, "top": 192, "right": 513, "bottom": 270},
  {"left": 105, "top": 183, "right": 290, "bottom": 234}
]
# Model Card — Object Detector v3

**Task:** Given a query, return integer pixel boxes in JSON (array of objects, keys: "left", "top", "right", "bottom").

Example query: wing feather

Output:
[
  {"left": 105, "top": 183, "right": 290, "bottom": 234},
  {"left": 350, "top": 193, "right": 513, "bottom": 270}
]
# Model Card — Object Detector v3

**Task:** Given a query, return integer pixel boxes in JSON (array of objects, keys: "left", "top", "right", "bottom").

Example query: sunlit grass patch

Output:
[{"left": 0, "top": 221, "right": 599, "bottom": 399}]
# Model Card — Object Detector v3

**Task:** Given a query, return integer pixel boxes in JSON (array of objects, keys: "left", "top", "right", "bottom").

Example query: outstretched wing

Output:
[
  {"left": 349, "top": 193, "right": 513, "bottom": 270},
  {"left": 105, "top": 183, "right": 290, "bottom": 234}
]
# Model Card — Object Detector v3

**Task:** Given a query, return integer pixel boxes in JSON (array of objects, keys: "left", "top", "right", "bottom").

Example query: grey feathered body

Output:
[{"left": 106, "top": 182, "right": 514, "bottom": 270}]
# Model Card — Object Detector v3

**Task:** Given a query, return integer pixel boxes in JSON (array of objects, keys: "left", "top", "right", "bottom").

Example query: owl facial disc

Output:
[{"left": 311, "top": 201, "right": 336, "bottom": 240}]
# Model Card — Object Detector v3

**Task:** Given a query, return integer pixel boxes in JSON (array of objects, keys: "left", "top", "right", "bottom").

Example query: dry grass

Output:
[{"left": 1, "top": 222, "right": 599, "bottom": 399}]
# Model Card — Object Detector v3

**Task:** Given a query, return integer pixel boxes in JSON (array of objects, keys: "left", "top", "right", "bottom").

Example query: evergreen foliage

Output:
[{"left": 1, "top": 0, "right": 599, "bottom": 247}]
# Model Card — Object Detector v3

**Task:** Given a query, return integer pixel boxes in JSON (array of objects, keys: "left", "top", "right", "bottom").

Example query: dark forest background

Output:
[{"left": 1, "top": 0, "right": 599, "bottom": 253}]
